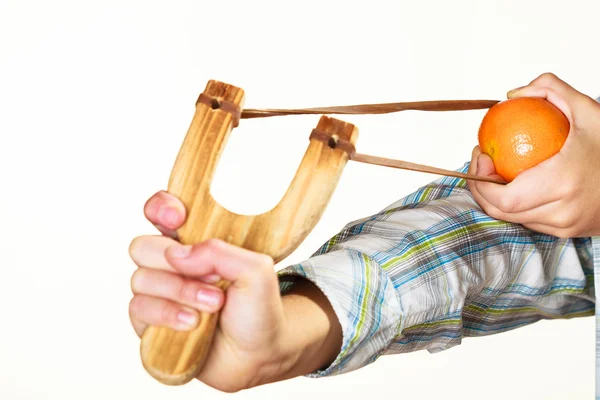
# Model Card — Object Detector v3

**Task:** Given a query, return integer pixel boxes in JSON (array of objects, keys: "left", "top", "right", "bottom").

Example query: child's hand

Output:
[
  {"left": 128, "top": 191, "right": 341, "bottom": 392},
  {"left": 468, "top": 73, "right": 600, "bottom": 238}
]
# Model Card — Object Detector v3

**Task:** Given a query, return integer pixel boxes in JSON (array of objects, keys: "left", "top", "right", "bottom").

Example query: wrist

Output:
[{"left": 257, "top": 277, "right": 342, "bottom": 384}]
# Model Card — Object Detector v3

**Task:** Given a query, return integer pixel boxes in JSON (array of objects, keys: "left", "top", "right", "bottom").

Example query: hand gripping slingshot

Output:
[{"left": 139, "top": 80, "right": 502, "bottom": 386}]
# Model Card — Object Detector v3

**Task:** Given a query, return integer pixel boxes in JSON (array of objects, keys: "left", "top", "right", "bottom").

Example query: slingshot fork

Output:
[{"left": 139, "top": 80, "right": 359, "bottom": 385}]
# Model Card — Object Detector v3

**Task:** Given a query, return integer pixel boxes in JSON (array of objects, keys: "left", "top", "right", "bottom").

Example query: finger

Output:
[
  {"left": 520, "top": 221, "right": 576, "bottom": 239},
  {"left": 131, "top": 267, "right": 224, "bottom": 313},
  {"left": 469, "top": 170, "right": 573, "bottom": 231},
  {"left": 129, "top": 294, "right": 200, "bottom": 334},
  {"left": 472, "top": 181, "right": 564, "bottom": 226},
  {"left": 129, "top": 235, "right": 223, "bottom": 283},
  {"left": 165, "top": 239, "right": 275, "bottom": 290},
  {"left": 506, "top": 73, "right": 582, "bottom": 121},
  {"left": 509, "top": 73, "right": 574, "bottom": 97},
  {"left": 471, "top": 152, "right": 563, "bottom": 214},
  {"left": 130, "top": 316, "right": 147, "bottom": 337},
  {"left": 144, "top": 190, "right": 187, "bottom": 238},
  {"left": 467, "top": 146, "right": 484, "bottom": 195},
  {"left": 129, "top": 235, "right": 178, "bottom": 273},
  {"left": 528, "top": 73, "right": 581, "bottom": 98},
  {"left": 467, "top": 146, "right": 505, "bottom": 210},
  {"left": 467, "top": 146, "right": 490, "bottom": 208},
  {"left": 471, "top": 190, "right": 563, "bottom": 227},
  {"left": 468, "top": 146, "right": 505, "bottom": 182},
  {"left": 467, "top": 147, "right": 567, "bottom": 226},
  {"left": 467, "top": 145, "right": 480, "bottom": 175}
]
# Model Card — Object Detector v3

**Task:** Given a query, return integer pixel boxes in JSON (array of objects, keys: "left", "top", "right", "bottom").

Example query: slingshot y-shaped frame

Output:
[{"left": 139, "top": 80, "right": 503, "bottom": 386}]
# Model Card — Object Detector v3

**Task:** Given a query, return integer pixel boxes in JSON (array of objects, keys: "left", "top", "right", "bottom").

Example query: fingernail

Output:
[
  {"left": 158, "top": 206, "right": 179, "bottom": 227},
  {"left": 178, "top": 310, "right": 197, "bottom": 327},
  {"left": 170, "top": 244, "right": 192, "bottom": 258},
  {"left": 197, "top": 289, "right": 219, "bottom": 306}
]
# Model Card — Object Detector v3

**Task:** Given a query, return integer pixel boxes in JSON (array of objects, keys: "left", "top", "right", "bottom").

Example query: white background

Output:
[{"left": 1, "top": 0, "right": 599, "bottom": 399}]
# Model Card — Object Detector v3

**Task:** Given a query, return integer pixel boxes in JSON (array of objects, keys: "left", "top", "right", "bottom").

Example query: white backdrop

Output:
[{"left": 1, "top": 0, "right": 599, "bottom": 399}]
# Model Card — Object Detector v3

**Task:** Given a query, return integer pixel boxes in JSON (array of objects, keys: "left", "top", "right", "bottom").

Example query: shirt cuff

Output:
[{"left": 278, "top": 248, "right": 400, "bottom": 378}]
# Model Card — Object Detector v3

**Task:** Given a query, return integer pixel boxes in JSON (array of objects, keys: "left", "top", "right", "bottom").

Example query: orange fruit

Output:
[{"left": 477, "top": 97, "right": 570, "bottom": 182}]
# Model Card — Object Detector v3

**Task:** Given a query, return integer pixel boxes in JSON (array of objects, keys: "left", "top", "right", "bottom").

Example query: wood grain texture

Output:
[{"left": 139, "top": 80, "right": 359, "bottom": 385}]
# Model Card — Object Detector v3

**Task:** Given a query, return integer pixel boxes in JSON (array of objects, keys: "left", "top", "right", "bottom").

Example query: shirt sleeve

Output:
[
  {"left": 279, "top": 247, "right": 401, "bottom": 378},
  {"left": 277, "top": 163, "right": 595, "bottom": 378}
]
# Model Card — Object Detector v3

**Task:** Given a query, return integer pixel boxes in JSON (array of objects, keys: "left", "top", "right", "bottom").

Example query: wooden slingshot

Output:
[
  {"left": 140, "top": 80, "right": 359, "bottom": 385},
  {"left": 140, "top": 80, "right": 503, "bottom": 386}
]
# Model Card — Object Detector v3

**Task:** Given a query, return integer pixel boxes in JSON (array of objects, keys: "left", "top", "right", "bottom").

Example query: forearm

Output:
[
  {"left": 281, "top": 278, "right": 343, "bottom": 377},
  {"left": 257, "top": 277, "right": 342, "bottom": 386}
]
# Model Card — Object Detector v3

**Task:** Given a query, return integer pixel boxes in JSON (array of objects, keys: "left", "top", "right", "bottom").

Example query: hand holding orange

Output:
[
  {"left": 477, "top": 96, "right": 570, "bottom": 182},
  {"left": 468, "top": 72, "right": 600, "bottom": 238}
]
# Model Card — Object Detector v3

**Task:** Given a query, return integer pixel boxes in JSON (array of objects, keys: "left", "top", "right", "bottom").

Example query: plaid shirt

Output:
[{"left": 278, "top": 163, "right": 597, "bottom": 379}]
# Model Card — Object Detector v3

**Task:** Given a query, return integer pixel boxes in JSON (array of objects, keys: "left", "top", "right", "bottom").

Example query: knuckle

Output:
[
  {"left": 196, "top": 238, "right": 225, "bottom": 260},
  {"left": 129, "top": 296, "right": 142, "bottom": 318},
  {"left": 546, "top": 215, "right": 579, "bottom": 237},
  {"left": 476, "top": 201, "right": 494, "bottom": 217},
  {"left": 160, "top": 302, "right": 180, "bottom": 325},
  {"left": 220, "top": 385, "right": 243, "bottom": 394},
  {"left": 176, "top": 276, "right": 197, "bottom": 304},
  {"left": 558, "top": 179, "right": 575, "bottom": 197},
  {"left": 536, "top": 72, "right": 558, "bottom": 85},
  {"left": 563, "top": 179, "right": 581, "bottom": 198},
  {"left": 211, "top": 382, "right": 243, "bottom": 394},
  {"left": 214, "top": 374, "right": 255, "bottom": 393},
  {"left": 497, "top": 194, "right": 518, "bottom": 213},
  {"left": 204, "top": 238, "right": 225, "bottom": 252},
  {"left": 257, "top": 253, "right": 274, "bottom": 269},
  {"left": 562, "top": 221, "right": 581, "bottom": 238},
  {"left": 485, "top": 207, "right": 504, "bottom": 221},
  {"left": 553, "top": 213, "right": 575, "bottom": 229},
  {"left": 255, "top": 254, "right": 275, "bottom": 277}
]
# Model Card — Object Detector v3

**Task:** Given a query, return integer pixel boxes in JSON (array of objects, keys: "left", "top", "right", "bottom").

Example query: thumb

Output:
[
  {"left": 144, "top": 190, "right": 187, "bottom": 239},
  {"left": 472, "top": 146, "right": 505, "bottom": 181},
  {"left": 475, "top": 152, "right": 498, "bottom": 177}
]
